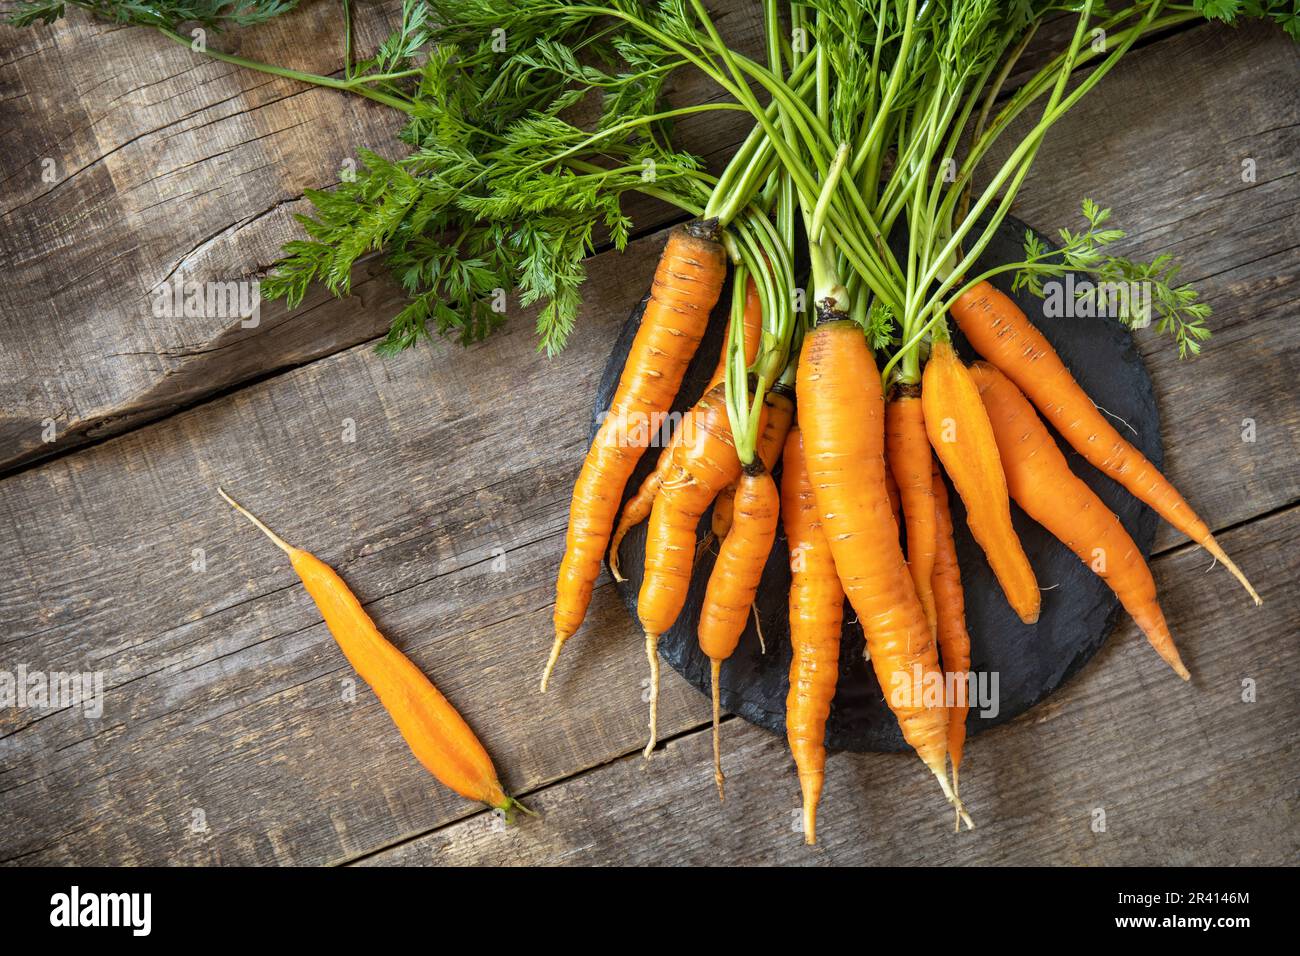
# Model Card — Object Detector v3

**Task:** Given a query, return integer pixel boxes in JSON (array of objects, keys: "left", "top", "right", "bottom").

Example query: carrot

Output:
[
  {"left": 610, "top": 438, "right": 677, "bottom": 584},
  {"left": 930, "top": 460, "right": 970, "bottom": 820},
  {"left": 884, "top": 462, "right": 902, "bottom": 534},
  {"left": 951, "top": 281, "right": 1259, "bottom": 606},
  {"left": 922, "top": 337, "right": 1040, "bottom": 625},
  {"left": 797, "top": 319, "right": 970, "bottom": 826},
  {"left": 638, "top": 382, "right": 746, "bottom": 756},
  {"left": 781, "top": 425, "right": 843, "bottom": 844},
  {"left": 710, "top": 380, "right": 796, "bottom": 545},
  {"left": 698, "top": 459, "right": 780, "bottom": 798},
  {"left": 709, "top": 481, "right": 740, "bottom": 544},
  {"left": 969, "top": 363, "right": 1191, "bottom": 679},
  {"left": 610, "top": 276, "right": 763, "bottom": 582},
  {"left": 218, "top": 489, "right": 529, "bottom": 816},
  {"left": 545, "top": 220, "right": 728, "bottom": 690},
  {"left": 886, "top": 384, "right": 938, "bottom": 634}
]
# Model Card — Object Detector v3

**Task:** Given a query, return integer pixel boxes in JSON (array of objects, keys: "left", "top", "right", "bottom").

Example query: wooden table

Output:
[{"left": 1, "top": 6, "right": 1296, "bottom": 867}]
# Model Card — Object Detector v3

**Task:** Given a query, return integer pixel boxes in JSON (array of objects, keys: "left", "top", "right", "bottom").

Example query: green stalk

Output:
[{"left": 155, "top": 27, "right": 416, "bottom": 114}]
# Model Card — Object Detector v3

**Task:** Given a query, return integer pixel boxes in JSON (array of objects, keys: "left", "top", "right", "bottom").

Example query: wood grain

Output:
[
  {"left": 356, "top": 507, "right": 1300, "bottom": 866},
  {"left": 0, "top": 1, "right": 768, "bottom": 473},
  {"left": 0, "top": 13, "right": 1295, "bottom": 867},
  {"left": 0, "top": 226, "right": 715, "bottom": 866}
]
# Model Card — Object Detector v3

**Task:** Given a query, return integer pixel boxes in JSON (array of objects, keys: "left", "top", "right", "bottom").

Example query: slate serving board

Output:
[{"left": 593, "top": 214, "right": 1162, "bottom": 752}]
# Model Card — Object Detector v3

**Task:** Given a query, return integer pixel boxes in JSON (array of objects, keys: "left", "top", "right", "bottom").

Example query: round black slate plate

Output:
[{"left": 594, "top": 214, "right": 1162, "bottom": 752}]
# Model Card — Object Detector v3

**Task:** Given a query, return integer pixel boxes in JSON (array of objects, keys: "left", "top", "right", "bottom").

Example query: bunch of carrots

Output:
[{"left": 539, "top": 0, "right": 1268, "bottom": 843}]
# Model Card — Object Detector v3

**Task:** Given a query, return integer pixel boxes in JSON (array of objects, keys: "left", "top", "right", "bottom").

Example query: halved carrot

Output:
[{"left": 219, "top": 489, "right": 529, "bottom": 816}]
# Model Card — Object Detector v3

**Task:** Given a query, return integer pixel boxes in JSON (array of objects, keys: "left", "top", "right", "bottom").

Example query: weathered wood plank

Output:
[
  {"left": 0, "top": 1, "right": 768, "bottom": 473},
  {"left": 0, "top": 19, "right": 1295, "bottom": 867},
  {"left": 0, "top": 3, "right": 409, "bottom": 468},
  {"left": 357, "top": 507, "right": 1300, "bottom": 866},
  {"left": 0, "top": 226, "right": 716, "bottom": 866}
]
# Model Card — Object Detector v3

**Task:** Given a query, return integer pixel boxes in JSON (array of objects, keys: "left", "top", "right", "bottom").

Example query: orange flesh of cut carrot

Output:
[{"left": 218, "top": 489, "right": 525, "bottom": 815}]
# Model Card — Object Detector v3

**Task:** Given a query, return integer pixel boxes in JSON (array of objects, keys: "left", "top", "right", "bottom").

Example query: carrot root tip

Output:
[
  {"left": 929, "top": 763, "right": 975, "bottom": 830},
  {"left": 797, "top": 773, "right": 823, "bottom": 846},
  {"left": 643, "top": 632, "right": 660, "bottom": 759},
  {"left": 710, "top": 658, "right": 724, "bottom": 800},
  {"left": 539, "top": 637, "right": 564, "bottom": 693},
  {"left": 1204, "top": 538, "right": 1262, "bottom": 606}
]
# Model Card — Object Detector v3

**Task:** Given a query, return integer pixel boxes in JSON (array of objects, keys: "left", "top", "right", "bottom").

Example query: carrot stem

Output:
[{"left": 499, "top": 795, "right": 539, "bottom": 823}]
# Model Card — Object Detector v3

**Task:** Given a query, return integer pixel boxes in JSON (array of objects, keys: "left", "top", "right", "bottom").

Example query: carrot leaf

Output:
[{"left": 1014, "top": 199, "right": 1213, "bottom": 358}]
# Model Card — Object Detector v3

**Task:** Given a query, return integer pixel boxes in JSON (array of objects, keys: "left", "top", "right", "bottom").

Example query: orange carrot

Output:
[
  {"left": 610, "top": 276, "right": 762, "bottom": 581},
  {"left": 923, "top": 337, "right": 1040, "bottom": 624},
  {"left": 951, "top": 281, "right": 1259, "bottom": 605},
  {"left": 781, "top": 425, "right": 843, "bottom": 844},
  {"left": 638, "top": 382, "right": 746, "bottom": 755},
  {"left": 931, "top": 460, "right": 970, "bottom": 816},
  {"left": 711, "top": 380, "right": 795, "bottom": 545},
  {"left": 884, "top": 461, "right": 902, "bottom": 535},
  {"left": 546, "top": 221, "right": 728, "bottom": 690},
  {"left": 886, "top": 385, "right": 938, "bottom": 634},
  {"left": 698, "top": 460, "right": 780, "bottom": 798},
  {"left": 969, "top": 363, "right": 1190, "bottom": 679},
  {"left": 797, "top": 318, "right": 970, "bottom": 826},
  {"left": 710, "top": 481, "right": 739, "bottom": 544},
  {"left": 610, "top": 440, "right": 677, "bottom": 583},
  {"left": 219, "top": 489, "right": 528, "bottom": 816}
]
